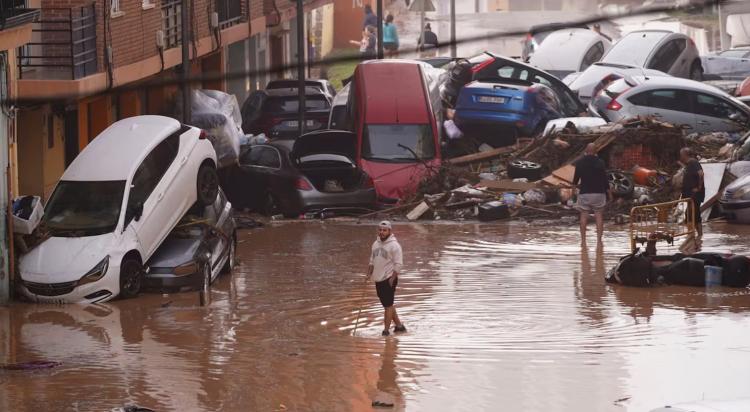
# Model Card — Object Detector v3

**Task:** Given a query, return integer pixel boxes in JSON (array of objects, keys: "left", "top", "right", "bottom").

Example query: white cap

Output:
[{"left": 379, "top": 220, "right": 392, "bottom": 229}]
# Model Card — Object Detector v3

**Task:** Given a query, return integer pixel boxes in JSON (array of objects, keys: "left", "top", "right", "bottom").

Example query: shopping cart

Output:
[{"left": 629, "top": 198, "right": 696, "bottom": 253}]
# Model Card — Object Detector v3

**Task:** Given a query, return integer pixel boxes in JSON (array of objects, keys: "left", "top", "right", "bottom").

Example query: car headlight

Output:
[
  {"left": 733, "top": 186, "right": 750, "bottom": 200},
  {"left": 79, "top": 256, "right": 109, "bottom": 285}
]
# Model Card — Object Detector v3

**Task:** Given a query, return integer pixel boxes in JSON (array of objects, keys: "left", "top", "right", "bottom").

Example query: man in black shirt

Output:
[
  {"left": 573, "top": 144, "right": 611, "bottom": 245},
  {"left": 680, "top": 147, "right": 705, "bottom": 238}
]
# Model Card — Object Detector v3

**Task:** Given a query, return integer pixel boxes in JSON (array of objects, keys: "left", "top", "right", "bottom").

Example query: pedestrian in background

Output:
[
  {"left": 573, "top": 143, "right": 611, "bottom": 245},
  {"left": 383, "top": 14, "right": 399, "bottom": 58},
  {"left": 363, "top": 4, "right": 377, "bottom": 29},
  {"left": 680, "top": 147, "right": 705, "bottom": 238},
  {"left": 367, "top": 221, "right": 406, "bottom": 337},
  {"left": 417, "top": 23, "right": 438, "bottom": 58},
  {"left": 350, "top": 26, "right": 376, "bottom": 60}
]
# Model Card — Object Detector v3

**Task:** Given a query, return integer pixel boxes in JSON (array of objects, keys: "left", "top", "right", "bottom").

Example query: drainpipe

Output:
[{"left": 182, "top": 0, "right": 191, "bottom": 124}]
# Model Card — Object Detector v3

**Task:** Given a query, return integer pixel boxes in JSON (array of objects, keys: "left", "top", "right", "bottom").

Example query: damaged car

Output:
[
  {"left": 566, "top": 30, "right": 703, "bottom": 103},
  {"left": 145, "top": 189, "right": 236, "bottom": 292},
  {"left": 454, "top": 79, "right": 563, "bottom": 146},
  {"left": 720, "top": 172, "right": 750, "bottom": 224},
  {"left": 590, "top": 75, "right": 750, "bottom": 133},
  {"left": 19, "top": 116, "right": 219, "bottom": 304},
  {"left": 221, "top": 130, "right": 377, "bottom": 217}
]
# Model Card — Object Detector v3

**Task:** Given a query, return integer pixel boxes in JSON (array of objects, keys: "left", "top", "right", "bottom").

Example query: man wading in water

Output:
[{"left": 368, "top": 221, "right": 406, "bottom": 337}]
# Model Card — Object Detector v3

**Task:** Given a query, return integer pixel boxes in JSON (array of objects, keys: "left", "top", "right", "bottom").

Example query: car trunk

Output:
[{"left": 292, "top": 130, "right": 368, "bottom": 193}]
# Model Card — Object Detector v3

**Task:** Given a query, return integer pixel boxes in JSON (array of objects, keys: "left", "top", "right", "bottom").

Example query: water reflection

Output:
[{"left": 1, "top": 222, "right": 750, "bottom": 411}]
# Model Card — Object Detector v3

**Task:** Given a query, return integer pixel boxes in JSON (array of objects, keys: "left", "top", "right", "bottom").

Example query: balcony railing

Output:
[
  {"left": 216, "top": 0, "right": 243, "bottom": 30},
  {"left": 17, "top": 4, "right": 97, "bottom": 80},
  {"left": 161, "top": 0, "right": 182, "bottom": 50},
  {"left": 0, "top": 0, "right": 40, "bottom": 31}
]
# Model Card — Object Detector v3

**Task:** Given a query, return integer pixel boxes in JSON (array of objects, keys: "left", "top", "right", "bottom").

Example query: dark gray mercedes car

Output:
[{"left": 144, "top": 189, "right": 236, "bottom": 292}]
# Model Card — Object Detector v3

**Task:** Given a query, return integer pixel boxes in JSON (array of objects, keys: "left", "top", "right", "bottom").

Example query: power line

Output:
[{"left": 4, "top": 0, "right": 726, "bottom": 105}]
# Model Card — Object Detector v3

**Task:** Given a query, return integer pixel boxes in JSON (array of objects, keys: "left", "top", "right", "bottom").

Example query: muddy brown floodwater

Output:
[{"left": 2, "top": 221, "right": 750, "bottom": 412}]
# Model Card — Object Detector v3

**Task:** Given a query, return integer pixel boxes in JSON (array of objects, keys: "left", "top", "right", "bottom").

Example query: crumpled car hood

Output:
[{"left": 20, "top": 234, "right": 117, "bottom": 283}]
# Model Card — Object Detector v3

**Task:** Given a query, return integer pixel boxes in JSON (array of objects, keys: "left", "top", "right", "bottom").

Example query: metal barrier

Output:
[
  {"left": 217, "top": 0, "right": 243, "bottom": 30},
  {"left": 629, "top": 198, "right": 696, "bottom": 252}
]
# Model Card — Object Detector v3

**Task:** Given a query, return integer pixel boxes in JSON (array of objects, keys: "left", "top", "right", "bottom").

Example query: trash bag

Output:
[
  {"left": 722, "top": 255, "right": 750, "bottom": 287},
  {"left": 607, "top": 253, "right": 653, "bottom": 287},
  {"left": 190, "top": 90, "right": 242, "bottom": 169},
  {"left": 656, "top": 257, "right": 705, "bottom": 286}
]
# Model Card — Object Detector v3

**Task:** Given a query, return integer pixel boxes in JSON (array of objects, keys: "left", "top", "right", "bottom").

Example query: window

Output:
[
  {"left": 44, "top": 181, "right": 127, "bottom": 237},
  {"left": 496, "top": 66, "right": 515, "bottom": 78},
  {"left": 628, "top": 89, "right": 688, "bottom": 111},
  {"left": 362, "top": 124, "right": 436, "bottom": 162},
  {"left": 142, "top": 0, "right": 155, "bottom": 9},
  {"left": 240, "top": 146, "right": 282, "bottom": 168},
  {"left": 111, "top": 0, "right": 121, "bottom": 15},
  {"left": 691, "top": 93, "right": 747, "bottom": 122},
  {"left": 161, "top": 0, "right": 182, "bottom": 49},
  {"left": 125, "top": 132, "right": 181, "bottom": 224},
  {"left": 581, "top": 42, "right": 605, "bottom": 71},
  {"left": 647, "top": 39, "right": 686, "bottom": 73}
]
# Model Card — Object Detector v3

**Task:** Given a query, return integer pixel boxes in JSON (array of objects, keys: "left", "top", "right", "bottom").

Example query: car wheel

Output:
[
  {"left": 221, "top": 233, "right": 236, "bottom": 274},
  {"left": 689, "top": 62, "right": 703, "bottom": 81},
  {"left": 119, "top": 257, "right": 143, "bottom": 299},
  {"left": 507, "top": 159, "right": 543, "bottom": 181},
  {"left": 609, "top": 171, "right": 634, "bottom": 198},
  {"left": 197, "top": 164, "right": 219, "bottom": 206}
]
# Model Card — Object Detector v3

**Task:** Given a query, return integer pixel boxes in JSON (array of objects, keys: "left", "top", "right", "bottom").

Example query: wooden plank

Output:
[
  {"left": 446, "top": 146, "right": 516, "bottom": 165},
  {"left": 479, "top": 179, "right": 538, "bottom": 192},
  {"left": 406, "top": 201, "right": 431, "bottom": 221}
]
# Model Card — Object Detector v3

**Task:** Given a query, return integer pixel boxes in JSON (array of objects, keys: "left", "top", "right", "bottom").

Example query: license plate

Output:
[
  {"left": 284, "top": 120, "right": 316, "bottom": 127},
  {"left": 478, "top": 96, "right": 506, "bottom": 104}
]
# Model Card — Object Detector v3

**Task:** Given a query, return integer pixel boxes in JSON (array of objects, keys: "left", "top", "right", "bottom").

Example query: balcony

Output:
[
  {"left": 17, "top": 4, "right": 97, "bottom": 80},
  {"left": 0, "top": 0, "right": 40, "bottom": 31},
  {"left": 216, "top": 0, "right": 243, "bottom": 30}
]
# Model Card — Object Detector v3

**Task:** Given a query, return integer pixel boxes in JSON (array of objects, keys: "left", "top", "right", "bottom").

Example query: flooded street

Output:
[{"left": 2, "top": 221, "right": 750, "bottom": 411}]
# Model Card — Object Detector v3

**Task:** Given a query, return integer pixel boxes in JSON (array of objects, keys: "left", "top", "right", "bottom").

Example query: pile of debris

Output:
[{"left": 382, "top": 117, "right": 746, "bottom": 224}]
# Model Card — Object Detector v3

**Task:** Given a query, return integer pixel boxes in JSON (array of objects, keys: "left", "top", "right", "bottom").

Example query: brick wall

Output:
[{"left": 250, "top": 0, "right": 263, "bottom": 20}]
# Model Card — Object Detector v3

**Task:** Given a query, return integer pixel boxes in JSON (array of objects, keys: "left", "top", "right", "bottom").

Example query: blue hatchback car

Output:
[{"left": 454, "top": 79, "right": 563, "bottom": 147}]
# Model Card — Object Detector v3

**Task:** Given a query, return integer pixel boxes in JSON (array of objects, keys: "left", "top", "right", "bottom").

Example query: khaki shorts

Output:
[{"left": 576, "top": 193, "right": 607, "bottom": 213}]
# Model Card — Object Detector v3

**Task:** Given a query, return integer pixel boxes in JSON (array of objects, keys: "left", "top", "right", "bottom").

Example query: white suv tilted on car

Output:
[{"left": 19, "top": 115, "right": 219, "bottom": 303}]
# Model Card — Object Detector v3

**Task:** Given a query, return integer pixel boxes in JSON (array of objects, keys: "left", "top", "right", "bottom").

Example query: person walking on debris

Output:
[
  {"left": 573, "top": 143, "right": 611, "bottom": 245},
  {"left": 680, "top": 147, "right": 705, "bottom": 238},
  {"left": 417, "top": 23, "right": 439, "bottom": 58},
  {"left": 367, "top": 221, "right": 406, "bottom": 337},
  {"left": 382, "top": 14, "right": 400, "bottom": 58}
]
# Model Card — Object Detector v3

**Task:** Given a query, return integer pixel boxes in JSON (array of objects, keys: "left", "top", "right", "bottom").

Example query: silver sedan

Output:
[{"left": 589, "top": 75, "right": 750, "bottom": 133}]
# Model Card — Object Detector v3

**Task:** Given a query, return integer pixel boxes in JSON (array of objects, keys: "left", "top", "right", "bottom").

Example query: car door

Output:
[
  {"left": 688, "top": 91, "right": 750, "bottom": 133},
  {"left": 238, "top": 145, "right": 283, "bottom": 211},
  {"left": 647, "top": 39, "right": 687, "bottom": 77},
  {"left": 627, "top": 89, "right": 695, "bottom": 130},
  {"left": 124, "top": 132, "right": 180, "bottom": 258}
]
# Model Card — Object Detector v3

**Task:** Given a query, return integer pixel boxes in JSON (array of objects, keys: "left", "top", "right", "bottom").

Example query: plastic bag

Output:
[{"left": 190, "top": 90, "right": 242, "bottom": 168}]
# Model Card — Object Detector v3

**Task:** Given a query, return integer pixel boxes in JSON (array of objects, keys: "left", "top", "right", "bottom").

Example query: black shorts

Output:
[
  {"left": 383, "top": 42, "right": 398, "bottom": 51},
  {"left": 686, "top": 196, "right": 704, "bottom": 225},
  {"left": 375, "top": 277, "right": 398, "bottom": 308}
]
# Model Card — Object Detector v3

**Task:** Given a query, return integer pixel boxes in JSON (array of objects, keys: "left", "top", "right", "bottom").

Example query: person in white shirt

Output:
[{"left": 368, "top": 221, "right": 406, "bottom": 336}]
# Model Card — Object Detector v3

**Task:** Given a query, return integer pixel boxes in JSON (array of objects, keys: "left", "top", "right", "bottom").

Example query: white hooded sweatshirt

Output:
[{"left": 369, "top": 235, "right": 403, "bottom": 283}]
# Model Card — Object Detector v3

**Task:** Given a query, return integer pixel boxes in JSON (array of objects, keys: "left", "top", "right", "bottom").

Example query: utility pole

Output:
[
  {"left": 181, "top": 0, "right": 191, "bottom": 124},
  {"left": 450, "top": 0, "right": 456, "bottom": 57},
  {"left": 376, "top": 0, "right": 384, "bottom": 59},
  {"left": 297, "top": 0, "right": 306, "bottom": 135}
]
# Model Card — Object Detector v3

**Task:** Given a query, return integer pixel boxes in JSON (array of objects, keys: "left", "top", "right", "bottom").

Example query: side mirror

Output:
[
  {"left": 132, "top": 203, "right": 144, "bottom": 222},
  {"left": 729, "top": 112, "right": 742, "bottom": 122}
]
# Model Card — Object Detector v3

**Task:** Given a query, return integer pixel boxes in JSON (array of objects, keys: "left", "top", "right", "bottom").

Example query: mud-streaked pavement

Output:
[{"left": 2, "top": 221, "right": 750, "bottom": 411}]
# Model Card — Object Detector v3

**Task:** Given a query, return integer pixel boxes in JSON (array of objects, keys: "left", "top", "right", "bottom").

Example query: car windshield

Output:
[
  {"left": 263, "top": 96, "right": 330, "bottom": 113},
  {"left": 362, "top": 124, "right": 436, "bottom": 162},
  {"left": 603, "top": 32, "right": 668, "bottom": 66},
  {"left": 44, "top": 180, "right": 126, "bottom": 237}
]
